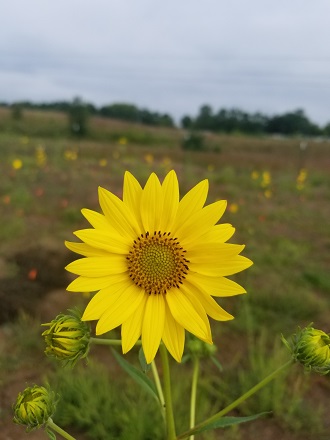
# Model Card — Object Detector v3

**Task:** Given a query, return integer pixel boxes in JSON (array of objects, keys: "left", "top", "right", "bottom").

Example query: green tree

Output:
[
  {"left": 194, "top": 105, "right": 214, "bottom": 130},
  {"left": 68, "top": 97, "right": 89, "bottom": 137},
  {"left": 11, "top": 103, "right": 24, "bottom": 120}
]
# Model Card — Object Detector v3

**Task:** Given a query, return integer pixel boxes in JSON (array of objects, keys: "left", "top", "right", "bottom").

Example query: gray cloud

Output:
[{"left": 1, "top": 0, "right": 330, "bottom": 124}]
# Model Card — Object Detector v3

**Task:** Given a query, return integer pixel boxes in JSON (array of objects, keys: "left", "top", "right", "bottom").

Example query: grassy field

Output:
[{"left": 0, "top": 107, "right": 330, "bottom": 439}]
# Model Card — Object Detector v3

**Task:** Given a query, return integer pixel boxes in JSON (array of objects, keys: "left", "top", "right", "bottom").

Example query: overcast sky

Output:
[{"left": 1, "top": 1, "right": 330, "bottom": 124}]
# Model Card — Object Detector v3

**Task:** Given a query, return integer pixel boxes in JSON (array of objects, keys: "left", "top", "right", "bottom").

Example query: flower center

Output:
[{"left": 127, "top": 231, "right": 189, "bottom": 295}]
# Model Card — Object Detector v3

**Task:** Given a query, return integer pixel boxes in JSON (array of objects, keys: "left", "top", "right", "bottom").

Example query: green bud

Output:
[
  {"left": 186, "top": 336, "right": 217, "bottom": 359},
  {"left": 282, "top": 325, "right": 330, "bottom": 375},
  {"left": 42, "top": 310, "right": 90, "bottom": 366},
  {"left": 13, "top": 385, "right": 57, "bottom": 431}
]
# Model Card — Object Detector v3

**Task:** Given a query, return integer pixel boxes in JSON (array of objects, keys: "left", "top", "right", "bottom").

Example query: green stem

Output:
[
  {"left": 47, "top": 418, "right": 76, "bottom": 440},
  {"left": 177, "top": 360, "right": 293, "bottom": 440},
  {"left": 151, "top": 359, "right": 166, "bottom": 421},
  {"left": 90, "top": 338, "right": 141, "bottom": 346},
  {"left": 189, "top": 357, "right": 200, "bottom": 440},
  {"left": 159, "top": 344, "right": 176, "bottom": 440}
]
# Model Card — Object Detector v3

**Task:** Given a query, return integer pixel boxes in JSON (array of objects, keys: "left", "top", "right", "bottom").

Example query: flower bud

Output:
[
  {"left": 42, "top": 310, "right": 90, "bottom": 366},
  {"left": 13, "top": 385, "right": 57, "bottom": 431},
  {"left": 186, "top": 337, "right": 217, "bottom": 359},
  {"left": 282, "top": 325, "right": 330, "bottom": 375}
]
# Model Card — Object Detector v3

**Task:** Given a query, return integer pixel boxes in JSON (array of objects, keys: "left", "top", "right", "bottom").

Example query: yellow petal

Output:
[
  {"left": 141, "top": 173, "right": 163, "bottom": 233},
  {"left": 95, "top": 283, "right": 145, "bottom": 334},
  {"left": 175, "top": 200, "right": 227, "bottom": 246},
  {"left": 98, "top": 186, "right": 140, "bottom": 238},
  {"left": 198, "top": 224, "right": 235, "bottom": 243},
  {"left": 81, "top": 208, "right": 112, "bottom": 229},
  {"left": 159, "top": 170, "right": 179, "bottom": 231},
  {"left": 187, "top": 272, "right": 246, "bottom": 297},
  {"left": 67, "top": 273, "right": 128, "bottom": 292},
  {"left": 166, "top": 288, "right": 211, "bottom": 343},
  {"left": 82, "top": 278, "right": 132, "bottom": 320},
  {"left": 176, "top": 179, "right": 209, "bottom": 222},
  {"left": 123, "top": 171, "right": 144, "bottom": 233},
  {"left": 189, "top": 255, "right": 253, "bottom": 276},
  {"left": 121, "top": 295, "right": 147, "bottom": 354},
  {"left": 162, "top": 302, "right": 185, "bottom": 362},
  {"left": 187, "top": 243, "right": 245, "bottom": 263},
  {"left": 184, "top": 280, "right": 233, "bottom": 321},
  {"left": 65, "top": 241, "right": 110, "bottom": 257},
  {"left": 142, "top": 293, "right": 166, "bottom": 363},
  {"left": 65, "top": 256, "right": 127, "bottom": 277},
  {"left": 74, "top": 229, "right": 131, "bottom": 254}
]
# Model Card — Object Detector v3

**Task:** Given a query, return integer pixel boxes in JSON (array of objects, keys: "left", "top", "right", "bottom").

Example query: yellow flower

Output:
[
  {"left": 12, "top": 159, "right": 23, "bottom": 170},
  {"left": 261, "top": 171, "right": 271, "bottom": 188},
  {"left": 264, "top": 189, "right": 272, "bottom": 199},
  {"left": 296, "top": 168, "right": 307, "bottom": 190},
  {"left": 228, "top": 203, "right": 239, "bottom": 213},
  {"left": 99, "top": 158, "right": 108, "bottom": 167},
  {"left": 144, "top": 153, "right": 154, "bottom": 164},
  {"left": 35, "top": 146, "right": 47, "bottom": 167},
  {"left": 251, "top": 171, "right": 259, "bottom": 180},
  {"left": 64, "top": 149, "right": 78, "bottom": 161},
  {"left": 65, "top": 171, "right": 252, "bottom": 363}
]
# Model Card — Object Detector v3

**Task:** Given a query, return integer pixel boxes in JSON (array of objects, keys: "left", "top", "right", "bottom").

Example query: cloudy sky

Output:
[{"left": 1, "top": 0, "right": 330, "bottom": 124}]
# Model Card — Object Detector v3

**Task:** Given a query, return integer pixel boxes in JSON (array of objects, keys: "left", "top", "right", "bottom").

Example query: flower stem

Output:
[
  {"left": 90, "top": 338, "right": 141, "bottom": 346},
  {"left": 159, "top": 344, "right": 176, "bottom": 440},
  {"left": 151, "top": 359, "right": 166, "bottom": 421},
  {"left": 189, "top": 357, "right": 200, "bottom": 440},
  {"left": 177, "top": 359, "right": 293, "bottom": 439},
  {"left": 47, "top": 418, "right": 76, "bottom": 440}
]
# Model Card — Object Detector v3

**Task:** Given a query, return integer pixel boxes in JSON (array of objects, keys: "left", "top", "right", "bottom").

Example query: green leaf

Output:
[
  {"left": 210, "top": 356, "right": 223, "bottom": 372},
  {"left": 191, "top": 412, "right": 269, "bottom": 435},
  {"left": 45, "top": 428, "right": 57, "bottom": 440},
  {"left": 111, "top": 349, "right": 158, "bottom": 401},
  {"left": 138, "top": 347, "right": 151, "bottom": 373}
]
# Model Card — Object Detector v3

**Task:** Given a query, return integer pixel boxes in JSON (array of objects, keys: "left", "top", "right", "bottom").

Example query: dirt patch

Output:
[{"left": 0, "top": 246, "right": 73, "bottom": 324}]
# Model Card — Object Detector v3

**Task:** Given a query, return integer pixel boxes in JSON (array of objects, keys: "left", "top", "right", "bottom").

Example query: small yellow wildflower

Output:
[
  {"left": 264, "top": 189, "right": 272, "bottom": 199},
  {"left": 251, "top": 171, "right": 259, "bottom": 180},
  {"left": 144, "top": 153, "right": 154, "bottom": 164},
  {"left": 261, "top": 171, "right": 271, "bottom": 188},
  {"left": 64, "top": 150, "right": 78, "bottom": 161},
  {"left": 35, "top": 146, "right": 47, "bottom": 167},
  {"left": 12, "top": 159, "right": 23, "bottom": 170},
  {"left": 296, "top": 168, "right": 307, "bottom": 190},
  {"left": 99, "top": 158, "right": 108, "bottom": 167},
  {"left": 228, "top": 203, "right": 239, "bottom": 213}
]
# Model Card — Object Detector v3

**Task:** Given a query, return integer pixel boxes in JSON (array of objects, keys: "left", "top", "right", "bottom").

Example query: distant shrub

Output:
[
  {"left": 181, "top": 132, "right": 205, "bottom": 151},
  {"left": 68, "top": 97, "right": 89, "bottom": 137},
  {"left": 11, "top": 103, "right": 23, "bottom": 120}
]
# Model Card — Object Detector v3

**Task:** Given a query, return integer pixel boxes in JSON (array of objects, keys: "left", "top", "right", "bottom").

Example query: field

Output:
[{"left": 0, "top": 107, "right": 330, "bottom": 440}]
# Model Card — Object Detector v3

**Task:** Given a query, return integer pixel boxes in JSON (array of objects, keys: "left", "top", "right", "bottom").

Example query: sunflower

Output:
[{"left": 65, "top": 171, "right": 252, "bottom": 363}]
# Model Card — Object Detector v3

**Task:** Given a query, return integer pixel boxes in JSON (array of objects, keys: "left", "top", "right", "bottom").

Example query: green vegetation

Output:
[
  {"left": 0, "top": 107, "right": 329, "bottom": 439},
  {"left": 182, "top": 105, "right": 327, "bottom": 135}
]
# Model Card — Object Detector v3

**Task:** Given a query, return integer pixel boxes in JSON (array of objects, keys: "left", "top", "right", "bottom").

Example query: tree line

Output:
[
  {"left": 0, "top": 99, "right": 175, "bottom": 129},
  {"left": 181, "top": 105, "right": 330, "bottom": 136},
  {"left": 2, "top": 99, "right": 330, "bottom": 136}
]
